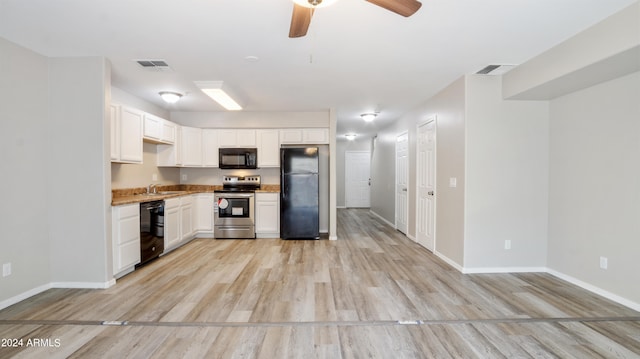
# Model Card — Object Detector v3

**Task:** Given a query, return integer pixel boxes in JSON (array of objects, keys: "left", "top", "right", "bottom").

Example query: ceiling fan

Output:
[{"left": 289, "top": 0, "right": 422, "bottom": 38}]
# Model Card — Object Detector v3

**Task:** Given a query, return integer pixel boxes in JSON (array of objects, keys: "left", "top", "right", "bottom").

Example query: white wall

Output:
[
  {"left": 371, "top": 77, "right": 467, "bottom": 265},
  {"left": 47, "top": 57, "right": 112, "bottom": 285},
  {"left": 369, "top": 131, "right": 398, "bottom": 225},
  {"left": 548, "top": 71, "right": 640, "bottom": 304},
  {"left": 0, "top": 38, "right": 52, "bottom": 304},
  {"left": 1, "top": 39, "right": 113, "bottom": 309},
  {"left": 464, "top": 75, "right": 549, "bottom": 270}
]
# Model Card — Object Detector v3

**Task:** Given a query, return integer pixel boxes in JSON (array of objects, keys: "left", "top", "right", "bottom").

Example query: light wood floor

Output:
[{"left": 1, "top": 209, "right": 639, "bottom": 358}]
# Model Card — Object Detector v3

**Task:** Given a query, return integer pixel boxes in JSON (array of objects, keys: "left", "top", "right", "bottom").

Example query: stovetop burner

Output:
[{"left": 216, "top": 175, "right": 261, "bottom": 193}]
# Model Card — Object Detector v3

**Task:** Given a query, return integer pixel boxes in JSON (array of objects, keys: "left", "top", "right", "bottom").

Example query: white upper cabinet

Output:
[
  {"left": 303, "top": 128, "right": 329, "bottom": 144},
  {"left": 237, "top": 129, "right": 256, "bottom": 147},
  {"left": 180, "top": 126, "right": 203, "bottom": 167},
  {"left": 111, "top": 104, "right": 143, "bottom": 164},
  {"left": 161, "top": 121, "right": 176, "bottom": 144},
  {"left": 143, "top": 113, "right": 176, "bottom": 145},
  {"left": 218, "top": 129, "right": 256, "bottom": 148},
  {"left": 257, "top": 129, "right": 280, "bottom": 167},
  {"left": 279, "top": 129, "right": 303, "bottom": 144},
  {"left": 143, "top": 113, "right": 161, "bottom": 141},
  {"left": 279, "top": 128, "right": 329, "bottom": 145},
  {"left": 202, "top": 129, "right": 220, "bottom": 167},
  {"left": 157, "top": 126, "right": 182, "bottom": 167}
]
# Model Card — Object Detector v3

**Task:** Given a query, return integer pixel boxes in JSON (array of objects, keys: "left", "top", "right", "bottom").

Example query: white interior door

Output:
[
  {"left": 396, "top": 132, "right": 408, "bottom": 234},
  {"left": 416, "top": 119, "right": 436, "bottom": 251},
  {"left": 345, "top": 151, "right": 371, "bottom": 208}
]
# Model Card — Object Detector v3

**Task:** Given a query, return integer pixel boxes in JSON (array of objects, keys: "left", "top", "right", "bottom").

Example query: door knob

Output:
[{"left": 428, "top": 191, "right": 434, "bottom": 196}]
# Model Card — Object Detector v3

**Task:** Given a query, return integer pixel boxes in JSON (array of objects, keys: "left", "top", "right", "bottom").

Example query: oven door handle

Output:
[{"left": 216, "top": 193, "right": 254, "bottom": 199}]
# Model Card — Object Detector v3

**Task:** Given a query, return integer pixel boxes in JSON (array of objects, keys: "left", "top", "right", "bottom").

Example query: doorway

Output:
[
  {"left": 345, "top": 151, "right": 371, "bottom": 208},
  {"left": 395, "top": 132, "right": 408, "bottom": 234},
  {"left": 416, "top": 118, "right": 436, "bottom": 251}
]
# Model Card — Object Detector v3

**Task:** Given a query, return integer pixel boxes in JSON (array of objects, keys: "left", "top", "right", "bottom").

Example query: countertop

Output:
[{"left": 112, "top": 184, "right": 280, "bottom": 206}]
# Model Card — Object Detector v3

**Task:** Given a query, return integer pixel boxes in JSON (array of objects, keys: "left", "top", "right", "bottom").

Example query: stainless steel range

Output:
[{"left": 214, "top": 175, "right": 261, "bottom": 239}]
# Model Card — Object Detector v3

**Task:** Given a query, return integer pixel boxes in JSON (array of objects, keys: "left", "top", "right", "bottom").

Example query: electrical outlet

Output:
[
  {"left": 181, "top": 174, "right": 188, "bottom": 181},
  {"left": 504, "top": 240, "right": 512, "bottom": 250},
  {"left": 449, "top": 177, "right": 457, "bottom": 188},
  {"left": 2, "top": 263, "right": 11, "bottom": 277},
  {"left": 600, "top": 256, "right": 608, "bottom": 270},
  {"left": 152, "top": 173, "right": 158, "bottom": 181}
]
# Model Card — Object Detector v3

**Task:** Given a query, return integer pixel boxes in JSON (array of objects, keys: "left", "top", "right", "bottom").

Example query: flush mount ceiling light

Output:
[
  {"left": 292, "top": 0, "right": 339, "bottom": 8},
  {"left": 361, "top": 113, "right": 378, "bottom": 122},
  {"left": 159, "top": 91, "right": 182, "bottom": 104},
  {"left": 345, "top": 134, "right": 357, "bottom": 140},
  {"left": 194, "top": 81, "right": 243, "bottom": 111}
]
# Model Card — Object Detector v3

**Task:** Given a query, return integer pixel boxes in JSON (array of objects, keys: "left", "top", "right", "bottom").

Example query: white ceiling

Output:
[{"left": 1, "top": 0, "right": 635, "bottom": 138}]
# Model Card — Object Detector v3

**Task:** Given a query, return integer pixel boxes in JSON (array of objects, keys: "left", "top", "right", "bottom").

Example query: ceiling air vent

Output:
[
  {"left": 476, "top": 64, "right": 516, "bottom": 76},
  {"left": 134, "top": 59, "right": 173, "bottom": 72}
]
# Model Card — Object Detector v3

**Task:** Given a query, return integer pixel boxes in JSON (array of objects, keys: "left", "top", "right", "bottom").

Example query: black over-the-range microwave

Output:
[{"left": 219, "top": 148, "right": 258, "bottom": 169}]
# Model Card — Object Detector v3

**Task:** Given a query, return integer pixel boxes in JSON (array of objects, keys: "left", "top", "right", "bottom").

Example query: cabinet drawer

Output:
[
  {"left": 115, "top": 203, "right": 139, "bottom": 219},
  {"left": 256, "top": 192, "right": 279, "bottom": 201},
  {"left": 164, "top": 197, "right": 180, "bottom": 209}
]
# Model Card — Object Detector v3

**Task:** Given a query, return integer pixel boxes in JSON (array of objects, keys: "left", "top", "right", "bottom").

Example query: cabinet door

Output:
[
  {"left": 236, "top": 129, "right": 256, "bottom": 147},
  {"left": 180, "top": 196, "right": 194, "bottom": 240},
  {"left": 112, "top": 204, "right": 140, "bottom": 275},
  {"left": 202, "top": 129, "right": 219, "bottom": 167},
  {"left": 257, "top": 130, "right": 280, "bottom": 167},
  {"left": 218, "top": 129, "right": 237, "bottom": 148},
  {"left": 119, "top": 106, "right": 143, "bottom": 163},
  {"left": 255, "top": 193, "right": 280, "bottom": 236},
  {"left": 194, "top": 194, "right": 214, "bottom": 231},
  {"left": 143, "top": 114, "right": 162, "bottom": 141},
  {"left": 279, "top": 129, "right": 303, "bottom": 144},
  {"left": 157, "top": 126, "right": 182, "bottom": 167},
  {"left": 164, "top": 206, "right": 181, "bottom": 250},
  {"left": 110, "top": 104, "right": 120, "bottom": 160},
  {"left": 181, "top": 127, "right": 203, "bottom": 166},
  {"left": 303, "top": 128, "right": 329, "bottom": 144},
  {"left": 161, "top": 121, "right": 176, "bottom": 144}
]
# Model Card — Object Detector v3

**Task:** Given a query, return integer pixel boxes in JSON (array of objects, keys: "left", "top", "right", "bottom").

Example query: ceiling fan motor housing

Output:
[{"left": 308, "top": 0, "right": 322, "bottom": 6}]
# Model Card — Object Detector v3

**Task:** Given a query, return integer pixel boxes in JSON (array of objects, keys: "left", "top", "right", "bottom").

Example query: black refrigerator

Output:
[{"left": 280, "top": 147, "right": 319, "bottom": 239}]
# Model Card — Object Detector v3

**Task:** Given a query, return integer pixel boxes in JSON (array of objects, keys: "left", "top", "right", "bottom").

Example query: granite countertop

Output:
[{"left": 111, "top": 184, "right": 280, "bottom": 206}]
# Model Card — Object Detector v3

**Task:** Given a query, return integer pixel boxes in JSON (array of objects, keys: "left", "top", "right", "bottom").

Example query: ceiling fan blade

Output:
[
  {"left": 289, "top": 4, "right": 314, "bottom": 38},
  {"left": 365, "top": 0, "right": 422, "bottom": 17}
]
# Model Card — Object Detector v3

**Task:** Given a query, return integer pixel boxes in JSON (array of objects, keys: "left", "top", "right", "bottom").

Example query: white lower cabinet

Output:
[
  {"left": 164, "top": 198, "right": 181, "bottom": 251},
  {"left": 255, "top": 192, "right": 280, "bottom": 238},
  {"left": 112, "top": 203, "right": 140, "bottom": 277},
  {"left": 180, "top": 195, "right": 194, "bottom": 241},
  {"left": 194, "top": 193, "right": 214, "bottom": 237},
  {"left": 163, "top": 195, "right": 197, "bottom": 253}
]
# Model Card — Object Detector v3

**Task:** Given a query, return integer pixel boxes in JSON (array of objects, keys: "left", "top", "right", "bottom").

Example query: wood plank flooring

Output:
[{"left": 1, "top": 209, "right": 639, "bottom": 358}]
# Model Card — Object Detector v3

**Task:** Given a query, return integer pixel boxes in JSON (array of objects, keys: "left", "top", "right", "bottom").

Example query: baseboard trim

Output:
[
  {"left": 51, "top": 280, "right": 114, "bottom": 289},
  {"left": 0, "top": 283, "right": 52, "bottom": 311},
  {"left": 456, "top": 265, "right": 640, "bottom": 311},
  {"left": 434, "top": 251, "right": 464, "bottom": 272},
  {"left": 368, "top": 210, "right": 395, "bottom": 228},
  {"left": 546, "top": 268, "right": 640, "bottom": 312},
  {"left": 462, "top": 267, "right": 547, "bottom": 274}
]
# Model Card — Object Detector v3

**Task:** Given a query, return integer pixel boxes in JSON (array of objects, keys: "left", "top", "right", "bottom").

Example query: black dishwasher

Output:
[{"left": 138, "top": 201, "right": 165, "bottom": 266}]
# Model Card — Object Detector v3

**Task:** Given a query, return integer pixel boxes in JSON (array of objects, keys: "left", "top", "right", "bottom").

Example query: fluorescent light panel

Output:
[{"left": 194, "top": 81, "right": 242, "bottom": 111}]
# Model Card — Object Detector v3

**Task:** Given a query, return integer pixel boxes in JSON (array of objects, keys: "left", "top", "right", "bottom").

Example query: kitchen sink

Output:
[{"left": 158, "top": 191, "right": 187, "bottom": 195}]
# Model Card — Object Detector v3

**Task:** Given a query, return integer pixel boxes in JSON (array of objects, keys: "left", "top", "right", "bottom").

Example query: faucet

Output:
[{"left": 148, "top": 184, "right": 157, "bottom": 194}]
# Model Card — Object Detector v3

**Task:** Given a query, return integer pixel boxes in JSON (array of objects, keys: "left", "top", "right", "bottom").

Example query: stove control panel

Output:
[{"left": 222, "top": 175, "right": 261, "bottom": 186}]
